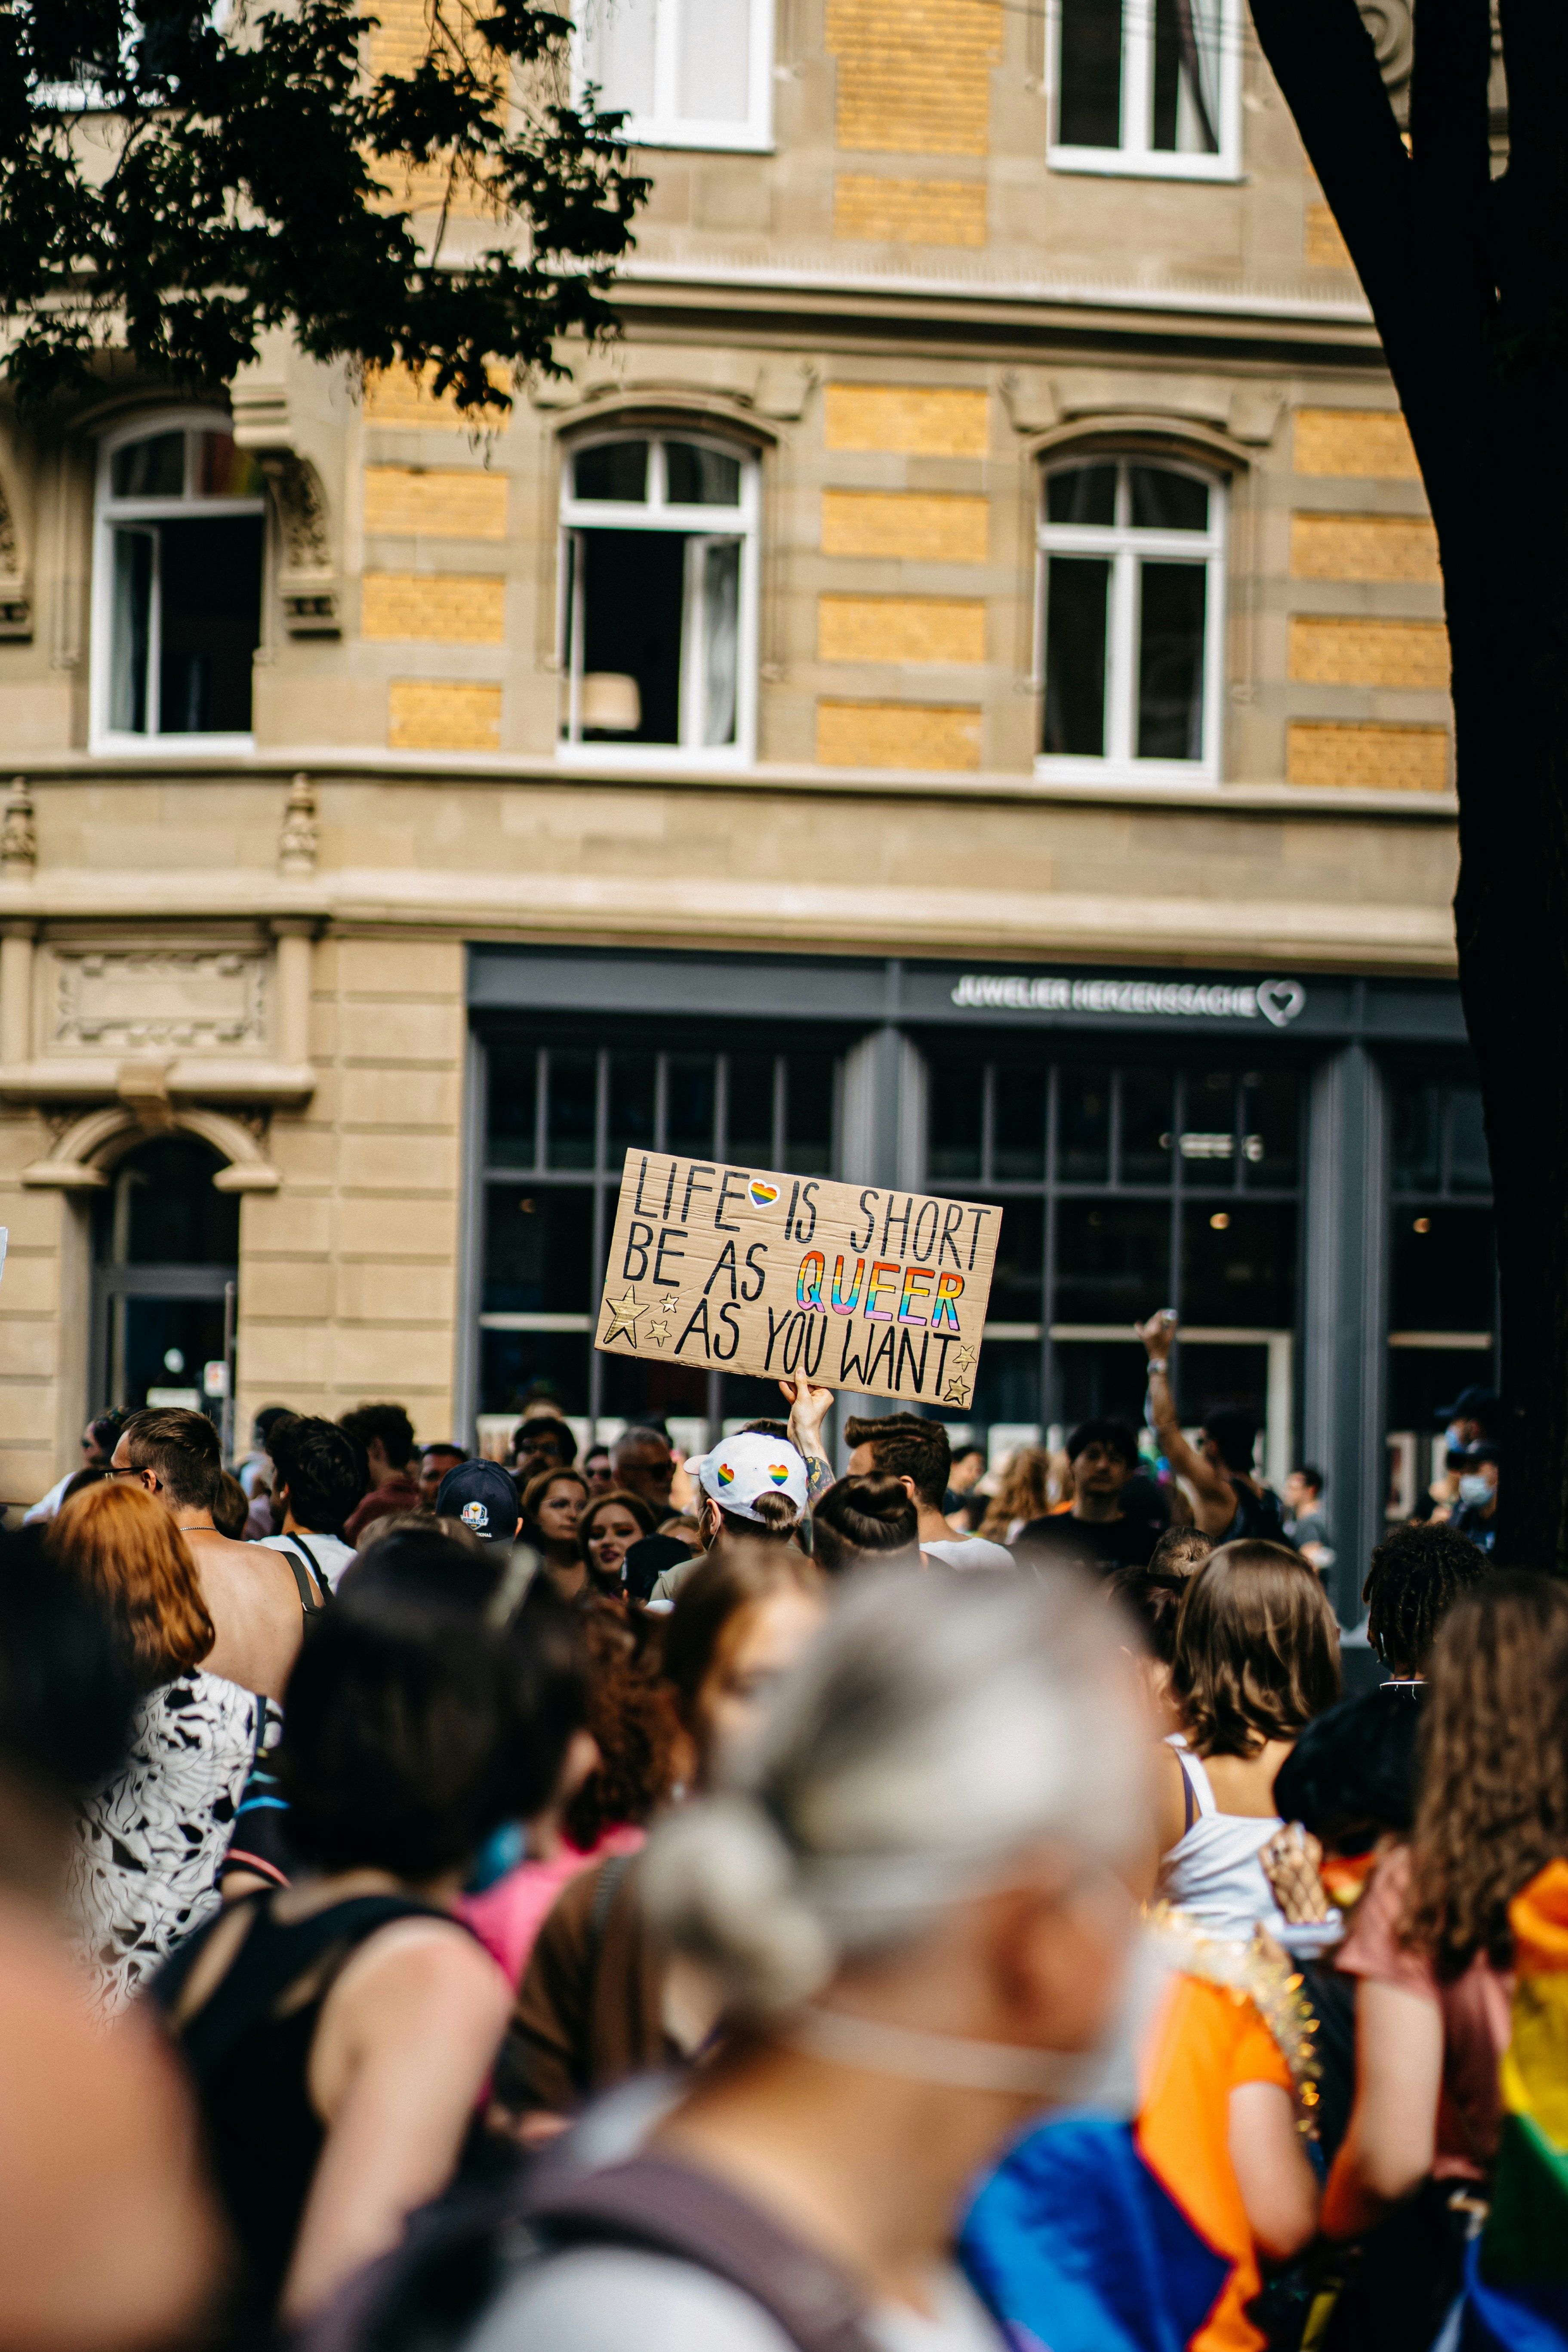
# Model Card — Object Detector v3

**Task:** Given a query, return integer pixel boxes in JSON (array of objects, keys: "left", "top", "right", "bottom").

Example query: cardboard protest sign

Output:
[{"left": 596, "top": 1153, "right": 1001, "bottom": 1408}]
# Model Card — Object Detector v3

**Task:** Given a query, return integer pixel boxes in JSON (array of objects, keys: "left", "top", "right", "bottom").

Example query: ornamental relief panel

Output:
[{"left": 46, "top": 948, "right": 268, "bottom": 1057}]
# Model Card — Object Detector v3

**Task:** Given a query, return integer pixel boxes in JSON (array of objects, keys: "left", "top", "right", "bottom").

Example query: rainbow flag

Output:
[{"left": 1459, "top": 1859, "right": 1568, "bottom": 2351}]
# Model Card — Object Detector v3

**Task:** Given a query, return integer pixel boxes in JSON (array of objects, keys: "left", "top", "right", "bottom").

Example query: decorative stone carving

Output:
[
  {"left": 278, "top": 773, "right": 320, "bottom": 877},
  {"left": 51, "top": 949, "right": 267, "bottom": 1056},
  {"left": 20, "top": 1104, "right": 281, "bottom": 1192},
  {"left": 1357, "top": 0, "right": 1412, "bottom": 112},
  {"left": 261, "top": 453, "right": 340, "bottom": 634},
  {"left": 1, "top": 777, "right": 36, "bottom": 873}
]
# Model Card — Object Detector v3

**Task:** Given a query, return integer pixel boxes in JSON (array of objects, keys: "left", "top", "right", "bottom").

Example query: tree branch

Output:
[{"left": 1406, "top": 0, "right": 1495, "bottom": 493}]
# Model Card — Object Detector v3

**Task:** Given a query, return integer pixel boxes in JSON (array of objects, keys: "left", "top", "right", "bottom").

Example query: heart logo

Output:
[
  {"left": 715, "top": 1463, "right": 735, "bottom": 1487},
  {"left": 748, "top": 1180, "right": 779, "bottom": 1207},
  {"left": 768, "top": 1464, "right": 792, "bottom": 1486},
  {"left": 1257, "top": 978, "right": 1306, "bottom": 1028}
]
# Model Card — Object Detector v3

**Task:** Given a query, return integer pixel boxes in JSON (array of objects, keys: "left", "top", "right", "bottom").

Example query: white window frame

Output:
[
  {"left": 573, "top": 0, "right": 775, "bottom": 153},
  {"left": 91, "top": 405, "right": 268, "bottom": 754},
  {"left": 1046, "top": 0, "right": 1241, "bottom": 180},
  {"left": 1035, "top": 453, "right": 1227, "bottom": 786},
  {"left": 557, "top": 429, "right": 761, "bottom": 769}
]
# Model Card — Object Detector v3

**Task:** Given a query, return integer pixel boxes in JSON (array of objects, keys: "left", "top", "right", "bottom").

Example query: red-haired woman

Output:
[{"left": 49, "top": 1482, "right": 279, "bottom": 2015}]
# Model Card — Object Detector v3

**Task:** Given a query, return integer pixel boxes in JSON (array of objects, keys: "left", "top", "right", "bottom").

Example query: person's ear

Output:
[{"left": 899, "top": 1475, "right": 919, "bottom": 1505}]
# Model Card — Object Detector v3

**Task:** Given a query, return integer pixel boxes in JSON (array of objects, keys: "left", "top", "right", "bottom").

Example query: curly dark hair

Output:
[
  {"left": 1172, "top": 1540, "right": 1341, "bottom": 1756},
  {"left": 1404, "top": 1572, "right": 1568, "bottom": 1977},
  {"left": 562, "top": 1616, "right": 681, "bottom": 1850},
  {"left": 1363, "top": 1520, "right": 1491, "bottom": 1675}
]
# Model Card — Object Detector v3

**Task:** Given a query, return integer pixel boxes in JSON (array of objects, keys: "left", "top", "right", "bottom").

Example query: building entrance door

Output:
[{"left": 90, "top": 1136, "right": 239, "bottom": 1418}]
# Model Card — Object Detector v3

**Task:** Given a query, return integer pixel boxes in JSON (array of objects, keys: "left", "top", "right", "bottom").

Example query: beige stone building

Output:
[{"left": 0, "top": 0, "right": 1486, "bottom": 1598}]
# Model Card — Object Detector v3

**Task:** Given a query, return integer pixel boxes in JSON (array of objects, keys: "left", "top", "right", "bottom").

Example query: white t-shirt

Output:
[
  {"left": 258, "top": 1529, "right": 356, "bottom": 1592},
  {"left": 469, "top": 2245, "right": 1003, "bottom": 2352},
  {"left": 22, "top": 1471, "right": 74, "bottom": 1525},
  {"left": 921, "top": 1538, "right": 1014, "bottom": 1573}
]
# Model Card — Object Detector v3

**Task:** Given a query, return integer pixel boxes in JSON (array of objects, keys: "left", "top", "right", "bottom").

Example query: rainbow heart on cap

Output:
[
  {"left": 768, "top": 1464, "right": 791, "bottom": 1486},
  {"left": 715, "top": 1462, "right": 735, "bottom": 1488},
  {"left": 748, "top": 1180, "right": 779, "bottom": 1207}
]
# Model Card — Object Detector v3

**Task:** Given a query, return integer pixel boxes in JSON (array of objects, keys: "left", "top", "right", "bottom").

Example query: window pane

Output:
[
  {"left": 1054, "top": 1199, "right": 1170, "bottom": 1323},
  {"left": 785, "top": 1052, "right": 835, "bottom": 1174},
  {"left": 1046, "top": 464, "right": 1116, "bottom": 525},
  {"left": 1182, "top": 1201, "right": 1296, "bottom": 1327},
  {"left": 667, "top": 1053, "right": 716, "bottom": 1158},
  {"left": 1128, "top": 467, "right": 1209, "bottom": 532},
  {"left": 483, "top": 1184, "right": 594, "bottom": 1313},
  {"left": 1058, "top": 1067, "right": 1111, "bottom": 1182},
  {"left": 577, "top": 526, "right": 687, "bottom": 743},
  {"left": 1043, "top": 555, "right": 1109, "bottom": 757},
  {"left": 726, "top": 1052, "right": 775, "bottom": 1166},
  {"left": 119, "top": 1297, "right": 228, "bottom": 1418},
  {"left": 480, "top": 1329, "right": 590, "bottom": 1419},
  {"left": 487, "top": 1045, "right": 538, "bottom": 1162},
  {"left": 1241, "top": 1070, "right": 1300, "bottom": 1188},
  {"left": 1448, "top": 1088, "right": 1491, "bottom": 1195},
  {"left": 1391, "top": 1204, "right": 1495, "bottom": 1332},
  {"left": 678, "top": 0, "right": 749, "bottom": 119},
  {"left": 1056, "top": 1338, "right": 1150, "bottom": 1428},
  {"left": 665, "top": 442, "right": 742, "bottom": 506},
  {"left": 1136, "top": 561, "right": 1206, "bottom": 761},
  {"left": 995, "top": 1064, "right": 1046, "bottom": 1181},
  {"left": 700, "top": 537, "right": 741, "bottom": 746},
  {"left": 111, "top": 431, "right": 185, "bottom": 499},
  {"left": 1059, "top": 0, "right": 1123, "bottom": 146},
  {"left": 157, "top": 515, "right": 263, "bottom": 733},
  {"left": 546, "top": 1049, "right": 598, "bottom": 1169},
  {"left": 970, "top": 1339, "right": 1041, "bottom": 1428},
  {"left": 1120, "top": 1068, "right": 1173, "bottom": 1184},
  {"left": 117, "top": 1139, "right": 238, "bottom": 1264},
  {"left": 986, "top": 1196, "right": 1043, "bottom": 1322},
  {"left": 1392, "top": 1081, "right": 1442, "bottom": 1192},
  {"left": 1181, "top": 1069, "right": 1237, "bottom": 1178},
  {"left": 929, "top": 1062, "right": 983, "bottom": 1182},
  {"left": 1152, "top": 0, "right": 1220, "bottom": 152},
  {"left": 574, "top": 441, "right": 649, "bottom": 502},
  {"left": 110, "top": 528, "right": 154, "bottom": 733},
  {"left": 608, "top": 1051, "right": 656, "bottom": 1158},
  {"left": 585, "top": 0, "right": 655, "bottom": 116},
  {"left": 194, "top": 432, "right": 265, "bottom": 499}
]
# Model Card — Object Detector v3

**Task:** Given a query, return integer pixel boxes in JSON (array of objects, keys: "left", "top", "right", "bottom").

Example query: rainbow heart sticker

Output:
[
  {"left": 748, "top": 1180, "right": 780, "bottom": 1207},
  {"left": 716, "top": 1463, "right": 735, "bottom": 1487},
  {"left": 768, "top": 1464, "right": 791, "bottom": 1486}
]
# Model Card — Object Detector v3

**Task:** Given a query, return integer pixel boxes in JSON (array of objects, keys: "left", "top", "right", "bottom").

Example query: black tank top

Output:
[
  {"left": 153, "top": 1892, "right": 460, "bottom": 2334},
  {"left": 1224, "top": 1475, "right": 1287, "bottom": 1544}
]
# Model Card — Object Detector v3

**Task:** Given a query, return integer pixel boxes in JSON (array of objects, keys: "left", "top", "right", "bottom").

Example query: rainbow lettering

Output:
[
  {"left": 865, "top": 1261, "right": 900, "bottom": 1322},
  {"left": 898, "top": 1266, "right": 935, "bottom": 1325},
  {"left": 796, "top": 1251, "right": 826, "bottom": 1310},
  {"left": 932, "top": 1271, "right": 965, "bottom": 1332},
  {"left": 830, "top": 1254, "right": 865, "bottom": 1314}
]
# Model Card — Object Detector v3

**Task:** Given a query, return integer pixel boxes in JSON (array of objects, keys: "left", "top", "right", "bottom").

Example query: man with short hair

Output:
[
  {"left": 609, "top": 1425, "right": 676, "bottom": 1518},
  {"left": 339, "top": 1402, "right": 419, "bottom": 1544},
  {"left": 1014, "top": 1419, "right": 1165, "bottom": 1574},
  {"left": 433, "top": 1458, "right": 523, "bottom": 1544},
  {"left": 845, "top": 1413, "right": 1013, "bottom": 1570},
  {"left": 1282, "top": 1464, "right": 1335, "bottom": 1577},
  {"left": 582, "top": 1443, "right": 613, "bottom": 1499},
  {"left": 110, "top": 1408, "right": 321, "bottom": 1698},
  {"left": 1137, "top": 1311, "right": 1286, "bottom": 1543},
  {"left": 258, "top": 1415, "right": 364, "bottom": 1592},
  {"left": 418, "top": 1443, "right": 468, "bottom": 1513}
]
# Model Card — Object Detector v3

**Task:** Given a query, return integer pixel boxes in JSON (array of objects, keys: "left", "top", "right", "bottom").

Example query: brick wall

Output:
[
  {"left": 819, "top": 595, "right": 986, "bottom": 664},
  {"left": 824, "top": 385, "right": 990, "bottom": 456},
  {"left": 363, "top": 467, "right": 509, "bottom": 538},
  {"left": 363, "top": 362, "right": 509, "bottom": 428},
  {"left": 817, "top": 700, "right": 984, "bottom": 768},
  {"left": 361, "top": 573, "right": 507, "bottom": 644},
  {"left": 1287, "top": 722, "right": 1450, "bottom": 791},
  {"left": 833, "top": 175, "right": 987, "bottom": 246},
  {"left": 388, "top": 681, "right": 502, "bottom": 750},
  {"left": 821, "top": 490, "right": 989, "bottom": 562},
  {"left": 1294, "top": 408, "right": 1420, "bottom": 479},
  {"left": 825, "top": 0, "right": 1003, "bottom": 157},
  {"left": 1290, "top": 513, "right": 1441, "bottom": 583},
  {"left": 1288, "top": 616, "right": 1449, "bottom": 689}
]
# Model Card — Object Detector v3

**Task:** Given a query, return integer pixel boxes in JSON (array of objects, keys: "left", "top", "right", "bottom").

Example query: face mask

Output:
[
  {"left": 1458, "top": 1473, "right": 1494, "bottom": 1508},
  {"left": 1446, "top": 1424, "right": 1466, "bottom": 1452}
]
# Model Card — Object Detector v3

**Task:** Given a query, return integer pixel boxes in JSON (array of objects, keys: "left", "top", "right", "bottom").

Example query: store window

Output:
[
  {"left": 94, "top": 412, "right": 267, "bottom": 746},
  {"left": 1037, "top": 456, "right": 1226, "bottom": 782},
  {"left": 476, "top": 1033, "right": 839, "bottom": 1440},
  {"left": 90, "top": 1137, "right": 238, "bottom": 1417},
  {"left": 1050, "top": 0, "right": 1240, "bottom": 176},
  {"left": 924, "top": 1050, "right": 1302, "bottom": 1471},
  {"left": 558, "top": 433, "right": 759, "bottom": 761},
  {"left": 575, "top": 0, "right": 774, "bottom": 149},
  {"left": 1385, "top": 1076, "right": 1496, "bottom": 1517}
]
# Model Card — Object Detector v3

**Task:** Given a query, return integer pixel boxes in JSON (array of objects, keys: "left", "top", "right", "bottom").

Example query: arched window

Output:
[
  {"left": 93, "top": 410, "right": 267, "bottom": 746},
  {"left": 90, "top": 1137, "right": 239, "bottom": 1415},
  {"left": 558, "top": 431, "right": 759, "bottom": 762},
  {"left": 1036, "top": 454, "right": 1226, "bottom": 781}
]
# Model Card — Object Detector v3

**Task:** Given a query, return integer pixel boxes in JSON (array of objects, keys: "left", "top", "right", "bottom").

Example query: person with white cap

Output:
[{"left": 648, "top": 1430, "right": 810, "bottom": 1606}]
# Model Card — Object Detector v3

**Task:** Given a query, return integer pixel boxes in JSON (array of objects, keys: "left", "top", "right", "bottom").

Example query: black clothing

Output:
[
  {"left": 1273, "top": 1683, "right": 1425, "bottom": 1843},
  {"left": 1014, "top": 1510, "right": 1164, "bottom": 1573},
  {"left": 1219, "top": 1476, "right": 1287, "bottom": 1545},
  {"left": 153, "top": 1891, "right": 459, "bottom": 2335}
]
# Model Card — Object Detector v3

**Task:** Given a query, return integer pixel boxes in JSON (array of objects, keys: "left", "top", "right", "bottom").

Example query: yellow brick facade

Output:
[
  {"left": 1294, "top": 408, "right": 1421, "bottom": 479},
  {"left": 363, "top": 361, "right": 511, "bottom": 428},
  {"left": 388, "top": 680, "right": 502, "bottom": 750},
  {"left": 833, "top": 175, "right": 987, "bottom": 247},
  {"left": 817, "top": 700, "right": 984, "bottom": 768},
  {"left": 363, "top": 466, "right": 509, "bottom": 539},
  {"left": 361, "top": 573, "right": 507, "bottom": 644},
  {"left": 821, "top": 490, "right": 989, "bottom": 562},
  {"left": 824, "top": 385, "right": 990, "bottom": 457},
  {"left": 1290, "top": 512, "right": 1442, "bottom": 583},
  {"left": 819, "top": 595, "right": 987, "bottom": 664},
  {"left": 1287, "top": 722, "right": 1450, "bottom": 792},
  {"left": 1305, "top": 201, "right": 1353, "bottom": 269},
  {"left": 825, "top": 0, "right": 1003, "bottom": 157},
  {"left": 1288, "top": 616, "right": 1449, "bottom": 689}
]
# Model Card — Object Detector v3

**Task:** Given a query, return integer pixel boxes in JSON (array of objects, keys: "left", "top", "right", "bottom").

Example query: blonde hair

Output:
[
  {"left": 49, "top": 1482, "right": 214, "bottom": 1692},
  {"left": 978, "top": 1444, "right": 1053, "bottom": 1541}
]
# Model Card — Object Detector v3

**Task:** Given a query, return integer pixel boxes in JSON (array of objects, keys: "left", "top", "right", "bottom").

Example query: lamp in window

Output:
[{"left": 581, "top": 672, "right": 642, "bottom": 734}]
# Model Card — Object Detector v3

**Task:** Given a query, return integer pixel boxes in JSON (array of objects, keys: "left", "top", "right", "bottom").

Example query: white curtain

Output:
[
  {"left": 1177, "top": 0, "right": 1222, "bottom": 152},
  {"left": 701, "top": 539, "right": 740, "bottom": 748},
  {"left": 583, "top": 0, "right": 656, "bottom": 118}
]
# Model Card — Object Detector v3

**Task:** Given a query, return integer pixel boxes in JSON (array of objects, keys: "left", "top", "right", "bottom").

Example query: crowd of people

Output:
[{"left": 0, "top": 1329, "right": 1558, "bottom": 2352}]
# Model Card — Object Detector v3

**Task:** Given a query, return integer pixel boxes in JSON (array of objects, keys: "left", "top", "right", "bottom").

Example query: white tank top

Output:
[{"left": 1156, "top": 1746, "right": 1286, "bottom": 1944}]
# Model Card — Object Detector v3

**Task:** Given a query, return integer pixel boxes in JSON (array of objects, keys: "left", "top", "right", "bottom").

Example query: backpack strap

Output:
[
  {"left": 277, "top": 1543, "right": 326, "bottom": 1615},
  {"left": 519, "top": 2153, "right": 881, "bottom": 2352},
  {"left": 288, "top": 1532, "right": 332, "bottom": 1600}
]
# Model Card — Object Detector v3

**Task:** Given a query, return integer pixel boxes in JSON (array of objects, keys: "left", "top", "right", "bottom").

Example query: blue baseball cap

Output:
[{"left": 434, "top": 1458, "right": 521, "bottom": 1541}]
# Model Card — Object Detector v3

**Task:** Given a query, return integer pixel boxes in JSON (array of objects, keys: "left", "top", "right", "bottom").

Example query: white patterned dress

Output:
[{"left": 68, "top": 1672, "right": 282, "bottom": 2016}]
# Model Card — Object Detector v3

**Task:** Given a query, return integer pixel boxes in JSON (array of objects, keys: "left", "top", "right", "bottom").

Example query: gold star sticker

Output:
[
  {"left": 950, "top": 1344, "right": 977, "bottom": 1375},
  {"left": 601, "top": 1288, "right": 645, "bottom": 1344},
  {"left": 942, "top": 1378, "right": 971, "bottom": 1408},
  {"left": 659, "top": 1295, "right": 680, "bottom": 1314},
  {"left": 645, "top": 1319, "right": 671, "bottom": 1347}
]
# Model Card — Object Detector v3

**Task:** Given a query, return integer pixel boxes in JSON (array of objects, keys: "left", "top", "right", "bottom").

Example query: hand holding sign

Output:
[{"left": 596, "top": 1154, "right": 1001, "bottom": 1407}]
